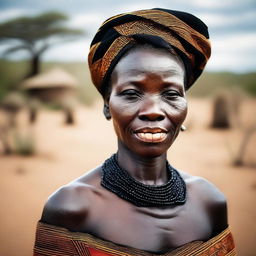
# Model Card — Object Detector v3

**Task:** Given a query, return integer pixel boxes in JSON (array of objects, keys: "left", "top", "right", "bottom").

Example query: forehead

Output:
[{"left": 111, "top": 46, "right": 185, "bottom": 82}]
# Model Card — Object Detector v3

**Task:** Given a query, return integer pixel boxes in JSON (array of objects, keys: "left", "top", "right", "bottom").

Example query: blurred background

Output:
[{"left": 0, "top": 0, "right": 255, "bottom": 255}]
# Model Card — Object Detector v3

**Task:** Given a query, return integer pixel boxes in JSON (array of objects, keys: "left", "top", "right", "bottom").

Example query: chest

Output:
[{"left": 84, "top": 193, "right": 212, "bottom": 253}]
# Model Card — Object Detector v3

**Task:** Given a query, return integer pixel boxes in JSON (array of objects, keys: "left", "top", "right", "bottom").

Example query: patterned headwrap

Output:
[{"left": 88, "top": 8, "right": 211, "bottom": 95}]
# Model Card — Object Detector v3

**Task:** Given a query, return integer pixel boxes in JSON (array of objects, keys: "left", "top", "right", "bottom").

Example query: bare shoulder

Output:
[
  {"left": 180, "top": 171, "right": 228, "bottom": 234},
  {"left": 41, "top": 166, "right": 102, "bottom": 231},
  {"left": 180, "top": 171, "right": 226, "bottom": 204}
]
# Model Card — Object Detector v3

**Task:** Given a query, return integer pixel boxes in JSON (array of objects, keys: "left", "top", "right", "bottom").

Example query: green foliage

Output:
[
  {"left": 239, "top": 73, "right": 256, "bottom": 96},
  {"left": 0, "top": 60, "right": 30, "bottom": 103},
  {"left": 0, "top": 77, "right": 9, "bottom": 102},
  {"left": 188, "top": 71, "right": 256, "bottom": 97}
]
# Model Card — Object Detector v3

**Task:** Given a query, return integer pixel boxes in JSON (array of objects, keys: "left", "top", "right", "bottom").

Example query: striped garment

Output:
[{"left": 34, "top": 222, "right": 236, "bottom": 256}]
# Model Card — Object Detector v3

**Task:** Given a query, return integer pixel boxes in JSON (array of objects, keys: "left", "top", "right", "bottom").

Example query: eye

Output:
[
  {"left": 162, "top": 90, "right": 181, "bottom": 100},
  {"left": 119, "top": 89, "right": 141, "bottom": 101}
]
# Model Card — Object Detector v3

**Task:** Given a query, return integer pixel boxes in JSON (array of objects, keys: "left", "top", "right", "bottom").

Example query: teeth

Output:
[
  {"left": 137, "top": 132, "right": 167, "bottom": 142},
  {"left": 153, "top": 133, "right": 160, "bottom": 140},
  {"left": 145, "top": 133, "right": 152, "bottom": 140}
]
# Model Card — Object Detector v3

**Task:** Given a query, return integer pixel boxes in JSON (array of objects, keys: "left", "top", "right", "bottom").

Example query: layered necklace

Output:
[{"left": 101, "top": 154, "right": 186, "bottom": 207}]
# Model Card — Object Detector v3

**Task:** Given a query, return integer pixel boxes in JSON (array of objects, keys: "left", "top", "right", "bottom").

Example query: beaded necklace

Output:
[{"left": 101, "top": 154, "right": 186, "bottom": 207}]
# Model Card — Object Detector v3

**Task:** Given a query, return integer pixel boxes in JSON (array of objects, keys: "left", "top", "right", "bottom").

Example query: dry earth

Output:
[{"left": 0, "top": 98, "right": 255, "bottom": 256}]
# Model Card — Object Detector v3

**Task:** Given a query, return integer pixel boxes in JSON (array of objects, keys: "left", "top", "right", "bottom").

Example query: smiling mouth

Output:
[{"left": 135, "top": 132, "right": 167, "bottom": 143}]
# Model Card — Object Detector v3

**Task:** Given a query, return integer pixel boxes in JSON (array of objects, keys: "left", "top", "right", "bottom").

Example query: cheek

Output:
[
  {"left": 109, "top": 99, "right": 136, "bottom": 138},
  {"left": 109, "top": 93, "right": 139, "bottom": 119},
  {"left": 169, "top": 98, "right": 188, "bottom": 124}
]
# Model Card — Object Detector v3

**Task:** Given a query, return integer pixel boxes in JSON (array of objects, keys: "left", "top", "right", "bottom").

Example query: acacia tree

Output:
[{"left": 0, "top": 12, "right": 84, "bottom": 77}]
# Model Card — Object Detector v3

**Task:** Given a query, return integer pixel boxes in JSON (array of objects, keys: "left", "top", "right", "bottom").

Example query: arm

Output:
[{"left": 194, "top": 177, "right": 228, "bottom": 236}]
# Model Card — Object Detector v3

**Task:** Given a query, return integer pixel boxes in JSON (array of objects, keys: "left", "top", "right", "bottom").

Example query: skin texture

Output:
[{"left": 41, "top": 46, "right": 228, "bottom": 254}]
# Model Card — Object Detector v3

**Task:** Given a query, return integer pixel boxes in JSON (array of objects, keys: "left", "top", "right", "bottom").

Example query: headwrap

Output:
[{"left": 88, "top": 8, "right": 211, "bottom": 95}]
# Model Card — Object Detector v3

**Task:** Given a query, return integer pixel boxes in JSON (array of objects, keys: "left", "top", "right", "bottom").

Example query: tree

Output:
[{"left": 0, "top": 12, "right": 84, "bottom": 77}]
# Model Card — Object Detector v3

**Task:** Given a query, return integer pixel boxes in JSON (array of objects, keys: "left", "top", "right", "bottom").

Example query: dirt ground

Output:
[{"left": 0, "top": 98, "right": 255, "bottom": 256}]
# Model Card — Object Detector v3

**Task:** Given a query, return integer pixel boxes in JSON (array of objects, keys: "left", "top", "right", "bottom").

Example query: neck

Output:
[{"left": 116, "top": 142, "right": 168, "bottom": 185}]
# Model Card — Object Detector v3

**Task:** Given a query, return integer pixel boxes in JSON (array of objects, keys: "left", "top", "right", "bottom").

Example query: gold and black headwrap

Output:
[{"left": 88, "top": 8, "right": 211, "bottom": 95}]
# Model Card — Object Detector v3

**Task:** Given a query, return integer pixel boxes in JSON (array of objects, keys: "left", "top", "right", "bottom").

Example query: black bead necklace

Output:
[{"left": 101, "top": 154, "right": 186, "bottom": 207}]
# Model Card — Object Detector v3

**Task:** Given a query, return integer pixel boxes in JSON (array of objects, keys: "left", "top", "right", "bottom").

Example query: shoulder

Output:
[
  {"left": 181, "top": 172, "right": 228, "bottom": 234},
  {"left": 41, "top": 166, "right": 102, "bottom": 231},
  {"left": 180, "top": 171, "right": 226, "bottom": 204}
]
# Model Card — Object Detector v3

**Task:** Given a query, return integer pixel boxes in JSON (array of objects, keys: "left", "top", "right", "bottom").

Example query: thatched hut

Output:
[
  {"left": 20, "top": 68, "right": 79, "bottom": 124},
  {"left": 20, "top": 67, "right": 78, "bottom": 103}
]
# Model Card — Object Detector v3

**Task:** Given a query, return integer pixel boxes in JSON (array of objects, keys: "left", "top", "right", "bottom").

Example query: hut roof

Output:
[{"left": 20, "top": 68, "right": 78, "bottom": 89}]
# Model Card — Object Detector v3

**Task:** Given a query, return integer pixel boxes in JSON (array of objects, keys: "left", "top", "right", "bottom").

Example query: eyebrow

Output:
[
  {"left": 161, "top": 82, "right": 185, "bottom": 92},
  {"left": 120, "top": 79, "right": 185, "bottom": 93}
]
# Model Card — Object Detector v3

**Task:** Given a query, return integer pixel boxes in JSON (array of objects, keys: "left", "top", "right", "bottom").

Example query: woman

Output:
[{"left": 34, "top": 8, "right": 236, "bottom": 255}]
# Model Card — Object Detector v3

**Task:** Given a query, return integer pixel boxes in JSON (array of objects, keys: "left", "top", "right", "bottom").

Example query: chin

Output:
[
  {"left": 131, "top": 145, "right": 170, "bottom": 159},
  {"left": 140, "top": 152, "right": 166, "bottom": 159},
  {"left": 133, "top": 134, "right": 177, "bottom": 157}
]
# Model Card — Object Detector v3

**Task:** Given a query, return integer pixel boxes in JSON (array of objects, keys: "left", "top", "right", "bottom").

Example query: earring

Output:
[
  {"left": 103, "top": 104, "right": 111, "bottom": 120},
  {"left": 106, "top": 114, "right": 111, "bottom": 120},
  {"left": 180, "top": 125, "right": 186, "bottom": 131}
]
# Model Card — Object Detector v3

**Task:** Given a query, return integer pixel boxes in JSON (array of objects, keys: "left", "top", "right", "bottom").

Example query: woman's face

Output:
[{"left": 106, "top": 47, "right": 187, "bottom": 158}]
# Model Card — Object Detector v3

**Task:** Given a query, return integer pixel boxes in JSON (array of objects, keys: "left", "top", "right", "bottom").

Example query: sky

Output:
[{"left": 0, "top": 0, "right": 255, "bottom": 73}]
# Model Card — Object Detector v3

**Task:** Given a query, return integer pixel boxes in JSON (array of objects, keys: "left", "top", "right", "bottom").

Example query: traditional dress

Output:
[{"left": 34, "top": 222, "right": 236, "bottom": 256}]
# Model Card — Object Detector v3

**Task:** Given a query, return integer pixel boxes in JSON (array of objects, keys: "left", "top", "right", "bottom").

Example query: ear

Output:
[{"left": 103, "top": 103, "right": 111, "bottom": 120}]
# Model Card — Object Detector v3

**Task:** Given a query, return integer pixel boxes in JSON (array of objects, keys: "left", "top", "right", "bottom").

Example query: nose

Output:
[{"left": 138, "top": 96, "right": 165, "bottom": 121}]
